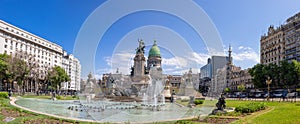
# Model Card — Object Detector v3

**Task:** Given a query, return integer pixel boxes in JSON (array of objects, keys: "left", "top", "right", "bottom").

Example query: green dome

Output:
[{"left": 148, "top": 41, "right": 161, "bottom": 57}]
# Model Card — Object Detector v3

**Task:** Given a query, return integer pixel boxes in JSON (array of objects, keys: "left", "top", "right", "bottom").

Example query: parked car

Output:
[
  {"left": 253, "top": 91, "right": 263, "bottom": 98},
  {"left": 263, "top": 92, "right": 274, "bottom": 97},
  {"left": 272, "top": 89, "right": 284, "bottom": 98},
  {"left": 287, "top": 92, "right": 297, "bottom": 98},
  {"left": 228, "top": 94, "right": 237, "bottom": 98},
  {"left": 240, "top": 93, "right": 247, "bottom": 98}
]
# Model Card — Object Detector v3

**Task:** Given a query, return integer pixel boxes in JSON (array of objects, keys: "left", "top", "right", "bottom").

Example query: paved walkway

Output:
[{"left": 9, "top": 97, "right": 98, "bottom": 123}]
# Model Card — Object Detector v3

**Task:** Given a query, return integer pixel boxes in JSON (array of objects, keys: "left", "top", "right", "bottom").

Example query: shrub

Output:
[
  {"left": 0, "top": 98, "right": 9, "bottom": 107},
  {"left": 72, "top": 95, "right": 79, "bottom": 99},
  {"left": 55, "top": 95, "right": 62, "bottom": 100},
  {"left": 235, "top": 102, "right": 266, "bottom": 113},
  {"left": 194, "top": 100, "right": 204, "bottom": 105},
  {"left": 0, "top": 92, "right": 9, "bottom": 99}
]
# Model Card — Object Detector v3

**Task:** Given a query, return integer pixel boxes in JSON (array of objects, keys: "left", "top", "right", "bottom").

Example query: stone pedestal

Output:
[{"left": 188, "top": 96, "right": 195, "bottom": 108}]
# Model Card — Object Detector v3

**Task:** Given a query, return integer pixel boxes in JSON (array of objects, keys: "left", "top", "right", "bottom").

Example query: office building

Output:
[{"left": 0, "top": 20, "right": 81, "bottom": 92}]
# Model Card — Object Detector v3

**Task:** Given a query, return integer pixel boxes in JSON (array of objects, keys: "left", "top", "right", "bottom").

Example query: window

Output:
[
  {"left": 4, "top": 45, "right": 7, "bottom": 48},
  {"left": 5, "top": 39, "right": 8, "bottom": 43}
]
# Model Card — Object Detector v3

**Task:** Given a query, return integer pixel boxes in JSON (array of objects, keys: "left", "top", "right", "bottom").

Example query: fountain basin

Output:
[{"left": 14, "top": 97, "right": 211, "bottom": 123}]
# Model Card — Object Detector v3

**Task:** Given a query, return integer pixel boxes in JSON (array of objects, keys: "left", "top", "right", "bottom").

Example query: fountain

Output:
[
  {"left": 13, "top": 41, "right": 218, "bottom": 123},
  {"left": 13, "top": 66, "right": 218, "bottom": 123}
]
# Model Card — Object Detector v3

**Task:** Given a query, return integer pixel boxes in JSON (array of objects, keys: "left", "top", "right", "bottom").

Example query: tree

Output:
[
  {"left": 237, "top": 84, "right": 245, "bottom": 92},
  {"left": 0, "top": 54, "right": 9, "bottom": 91},
  {"left": 250, "top": 60, "right": 300, "bottom": 89},
  {"left": 287, "top": 60, "right": 300, "bottom": 88},
  {"left": 13, "top": 57, "right": 30, "bottom": 94},
  {"left": 224, "top": 87, "right": 231, "bottom": 93},
  {"left": 249, "top": 64, "right": 266, "bottom": 88},
  {"left": 263, "top": 63, "right": 279, "bottom": 87},
  {"left": 48, "top": 66, "right": 70, "bottom": 93}
]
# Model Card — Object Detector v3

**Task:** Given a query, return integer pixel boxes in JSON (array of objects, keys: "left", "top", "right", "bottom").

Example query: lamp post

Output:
[{"left": 266, "top": 77, "right": 272, "bottom": 101}]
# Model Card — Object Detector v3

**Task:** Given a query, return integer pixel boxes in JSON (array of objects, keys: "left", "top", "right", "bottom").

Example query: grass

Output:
[
  {"left": 56, "top": 95, "right": 79, "bottom": 100},
  {"left": 238, "top": 102, "right": 300, "bottom": 124},
  {"left": 176, "top": 100, "right": 189, "bottom": 106},
  {"left": 176, "top": 99, "right": 206, "bottom": 107},
  {"left": 21, "top": 95, "right": 52, "bottom": 99},
  {"left": 226, "top": 100, "right": 300, "bottom": 124}
]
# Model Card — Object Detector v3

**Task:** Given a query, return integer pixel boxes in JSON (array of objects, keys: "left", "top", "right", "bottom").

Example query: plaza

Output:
[{"left": 1, "top": 1, "right": 300, "bottom": 124}]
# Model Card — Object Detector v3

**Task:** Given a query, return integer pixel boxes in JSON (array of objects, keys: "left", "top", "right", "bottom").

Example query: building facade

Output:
[
  {"left": 200, "top": 58, "right": 212, "bottom": 79},
  {"left": 261, "top": 12, "right": 300, "bottom": 64},
  {"left": 199, "top": 55, "right": 229, "bottom": 94},
  {"left": 284, "top": 13, "right": 300, "bottom": 62},
  {"left": 167, "top": 75, "right": 182, "bottom": 88},
  {"left": 0, "top": 20, "right": 81, "bottom": 92},
  {"left": 260, "top": 26, "right": 285, "bottom": 65},
  {"left": 200, "top": 46, "right": 254, "bottom": 95},
  {"left": 61, "top": 52, "right": 81, "bottom": 91},
  {"left": 227, "top": 66, "right": 254, "bottom": 92}
]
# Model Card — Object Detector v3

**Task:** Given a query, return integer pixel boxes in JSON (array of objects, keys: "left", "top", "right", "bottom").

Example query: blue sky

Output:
[{"left": 1, "top": 0, "right": 300, "bottom": 78}]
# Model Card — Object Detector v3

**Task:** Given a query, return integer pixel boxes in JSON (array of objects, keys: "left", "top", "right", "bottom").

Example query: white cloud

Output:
[
  {"left": 98, "top": 51, "right": 136, "bottom": 76},
  {"left": 93, "top": 68, "right": 112, "bottom": 79},
  {"left": 232, "top": 46, "right": 259, "bottom": 63},
  {"left": 238, "top": 46, "right": 244, "bottom": 50},
  {"left": 162, "top": 56, "right": 188, "bottom": 68},
  {"left": 238, "top": 46, "right": 252, "bottom": 51},
  {"left": 161, "top": 52, "right": 208, "bottom": 75},
  {"left": 104, "top": 57, "right": 112, "bottom": 66},
  {"left": 187, "top": 52, "right": 210, "bottom": 66}
]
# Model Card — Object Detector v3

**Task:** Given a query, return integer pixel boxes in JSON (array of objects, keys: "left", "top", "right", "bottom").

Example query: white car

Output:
[{"left": 287, "top": 92, "right": 297, "bottom": 98}]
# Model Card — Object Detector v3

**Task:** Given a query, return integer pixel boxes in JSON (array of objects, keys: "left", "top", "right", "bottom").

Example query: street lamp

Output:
[{"left": 266, "top": 77, "right": 272, "bottom": 101}]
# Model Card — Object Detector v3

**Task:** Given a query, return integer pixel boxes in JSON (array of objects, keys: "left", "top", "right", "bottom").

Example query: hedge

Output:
[
  {"left": 0, "top": 92, "right": 9, "bottom": 99},
  {"left": 235, "top": 102, "right": 266, "bottom": 113},
  {"left": 194, "top": 100, "right": 204, "bottom": 105}
]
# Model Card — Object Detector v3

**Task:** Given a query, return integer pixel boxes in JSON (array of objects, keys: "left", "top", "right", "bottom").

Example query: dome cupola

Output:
[{"left": 148, "top": 40, "right": 161, "bottom": 57}]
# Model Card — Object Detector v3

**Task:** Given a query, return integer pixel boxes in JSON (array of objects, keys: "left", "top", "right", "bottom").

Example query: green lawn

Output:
[
  {"left": 21, "top": 95, "right": 52, "bottom": 99},
  {"left": 226, "top": 100, "right": 300, "bottom": 124}
]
